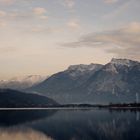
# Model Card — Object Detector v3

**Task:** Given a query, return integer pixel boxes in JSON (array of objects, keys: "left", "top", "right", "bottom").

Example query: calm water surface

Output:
[{"left": 0, "top": 109, "right": 139, "bottom": 140}]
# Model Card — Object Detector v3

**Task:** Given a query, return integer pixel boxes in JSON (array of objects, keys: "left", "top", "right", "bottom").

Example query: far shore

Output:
[{"left": 0, "top": 106, "right": 140, "bottom": 110}]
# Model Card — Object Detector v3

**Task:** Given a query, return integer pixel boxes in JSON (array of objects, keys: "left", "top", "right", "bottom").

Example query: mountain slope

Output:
[
  {"left": 86, "top": 58, "right": 140, "bottom": 94},
  {"left": 29, "top": 63, "right": 103, "bottom": 93},
  {"left": 79, "top": 58, "right": 140, "bottom": 103},
  {"left": 0, "top": 89, "right": 58, "bottom": 108},
  {"left": 28, "top": 58, "right": 140, "bottom": 104}
]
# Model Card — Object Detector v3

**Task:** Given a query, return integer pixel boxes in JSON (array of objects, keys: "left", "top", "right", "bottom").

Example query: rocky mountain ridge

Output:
[{"left": 28, "top": 58, "right": 140, "bottom": 104}]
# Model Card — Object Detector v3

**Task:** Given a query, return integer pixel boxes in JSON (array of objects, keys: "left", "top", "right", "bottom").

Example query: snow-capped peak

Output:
[
  {"left": 67, "top": 63, "right": 103, "bottom": 78},
  {"left": 111, "top": 58, "right": 139, "bottom": 67},
  {"left": 68, "top": 63, "right": 102, "bottom": 72}
]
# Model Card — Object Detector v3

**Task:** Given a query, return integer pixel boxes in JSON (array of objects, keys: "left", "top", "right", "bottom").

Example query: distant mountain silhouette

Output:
[
  {"left": 0, "top": 75, "right": 47, "bottom": 90},
  {"left": 0, "top": 89, "right": 58, "bottom": 108}
]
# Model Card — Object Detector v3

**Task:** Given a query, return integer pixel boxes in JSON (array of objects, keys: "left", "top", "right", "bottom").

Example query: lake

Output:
[{"left": 0, "top": 109, "right": 139, "bottom": 140}]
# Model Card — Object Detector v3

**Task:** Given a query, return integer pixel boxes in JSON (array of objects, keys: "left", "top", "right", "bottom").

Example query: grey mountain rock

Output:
[{"left": 28, "top": 58, "right": 140, "bottom": 104}]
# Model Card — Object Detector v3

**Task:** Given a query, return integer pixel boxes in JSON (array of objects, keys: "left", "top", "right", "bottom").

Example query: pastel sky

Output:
[{"left": 0, "top": 0, "right": 140, "bottom": 79}]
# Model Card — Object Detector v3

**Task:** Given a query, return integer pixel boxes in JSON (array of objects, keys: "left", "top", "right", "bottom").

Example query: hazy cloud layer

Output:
[
  {"left": 104, "top": 0, "right": 118, "bottom": 4},
  {"left": 63, "top": 22, "right": 140, "bottom": 60},
  {"left": 61, "top": 0, "right": 76, "bottom": 8},
  {"left": 67, "top": 19, "right": 80, "bottom": 29},
  {"left": 0, "top": 10, "right": 7, "bottom": 17},
  {"left": 33, "top": 7, "right": 47, "bottom": 15},
  {"left": 0, "top": 0, "right": 15, "bottom": 5}
]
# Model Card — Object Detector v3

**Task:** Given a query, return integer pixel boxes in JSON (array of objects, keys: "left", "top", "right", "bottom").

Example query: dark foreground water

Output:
[{"left": 0, "top": 109, "right": 140, "bottom": 140}]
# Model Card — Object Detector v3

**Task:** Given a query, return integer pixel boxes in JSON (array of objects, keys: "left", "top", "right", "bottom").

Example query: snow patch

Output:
[{"left": 111, "top": 58, "right": 139, "bottom": 67}]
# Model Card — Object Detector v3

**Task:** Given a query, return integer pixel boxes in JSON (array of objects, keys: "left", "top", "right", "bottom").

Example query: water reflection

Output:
[
  {"left": 0, "top": 127, "right": 53, "bottom": 140},
  {"left": 136, "top": 111, "right": 139, "bottom": 121},
  {"left": 0, "top": 109, "right": 140, "bottom": 140},
  {"left": 0, "top": 110, "right": 56, "bottom": 126}
]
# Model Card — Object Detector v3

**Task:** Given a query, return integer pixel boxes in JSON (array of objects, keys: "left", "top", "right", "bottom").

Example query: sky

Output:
[{"left": 0, "top": 0, "right": 140, "bottom": 79}]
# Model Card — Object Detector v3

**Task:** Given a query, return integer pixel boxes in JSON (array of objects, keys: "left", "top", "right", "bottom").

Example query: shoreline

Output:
[{"left": 0, "top": 106, "right": 140, "bottom": 110}]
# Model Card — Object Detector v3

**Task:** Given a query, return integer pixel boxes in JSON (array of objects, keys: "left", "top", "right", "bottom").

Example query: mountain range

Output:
[
  {"left": 0, "top": 75, "right": 47, "bottom": 90},
  {"left": 28, "top": 58, "right": 140, "bottom": 104}
]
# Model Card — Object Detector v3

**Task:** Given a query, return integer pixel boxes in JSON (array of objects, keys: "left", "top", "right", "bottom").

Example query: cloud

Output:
[
  {"left": 61, "top": 0, "right": 76, "bottom": 8},
  {"left": 0, "top": 46, "right": 18, "bottom": 53},
  {"left": 0, "top": 0, "right": 15, "bottom": 5},
  {"left": 32, "top": 7, "right": 48, "bottom": 20},
  {"left": 62, "top": 22, "right": 140, "bottom": 60},
  {"left": 0, "top": 20, "right": 7, "bottom": 27},
  {"left": 31, "top": 26, "right": 62, "bottom": 34},
  {"left": 40, "top": 15, "right": 48, "bottom": 20},
  {"left": 104, "top": 0, "right": 118, "bottom": 4},
  {"left": 0, "top": 10, "right": 7, "bottom": 17},
  {"left": 0, "top": 7, "right": 48, "bottom": 22},
  {"left": 33, "top": 7, "right": 47, "bottom": 15},
  {"left": 103, "top": 0, "right": 133, "bottom": 19},
  {"left": 67, "top": 20, "right": 80, "bottom": 29}
]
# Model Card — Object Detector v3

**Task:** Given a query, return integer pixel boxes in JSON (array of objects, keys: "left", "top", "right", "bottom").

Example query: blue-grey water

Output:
[{"left": 0, "top": 109, "right": 140, "bottom": 140}]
